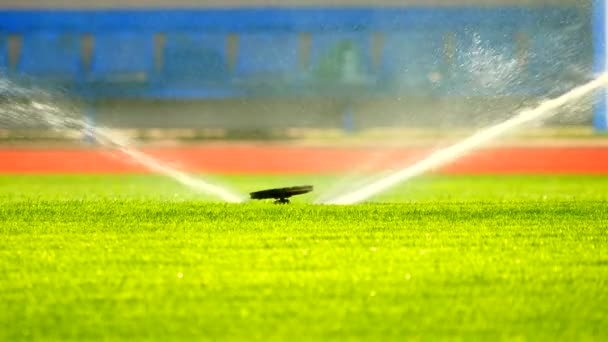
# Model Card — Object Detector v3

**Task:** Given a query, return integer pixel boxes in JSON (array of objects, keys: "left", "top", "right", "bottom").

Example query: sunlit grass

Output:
[{"left": 1, "top": 175, "right": 607, "bottom": 340}]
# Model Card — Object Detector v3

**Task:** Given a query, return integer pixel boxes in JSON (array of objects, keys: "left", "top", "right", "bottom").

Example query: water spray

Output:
[
  {"left": 322, "top": 74, "right": 608, "bottom": 205},
  {"left": 1, "top": 81, "right": 245, "bottom": 203}
]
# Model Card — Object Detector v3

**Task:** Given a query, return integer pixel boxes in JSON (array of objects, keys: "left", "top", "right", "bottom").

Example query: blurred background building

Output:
[{"left": 0, "top": 0, "right": 600, "bottom": 139}]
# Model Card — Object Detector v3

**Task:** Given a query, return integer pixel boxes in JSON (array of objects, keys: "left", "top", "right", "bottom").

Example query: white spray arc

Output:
[
  {"left": 0, "top": 80, "right": 244, "bottom": 203},
  {"left": 33, "top": 102, "right": 244, "bottom": 203},
  {"left": 323, "top": 74, "right": 608, "bottom": 205}
]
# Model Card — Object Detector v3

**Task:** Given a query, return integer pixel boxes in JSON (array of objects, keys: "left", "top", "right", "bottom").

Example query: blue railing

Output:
[{"left": 0, "top": 7, "right": 592, "bottom": 99}]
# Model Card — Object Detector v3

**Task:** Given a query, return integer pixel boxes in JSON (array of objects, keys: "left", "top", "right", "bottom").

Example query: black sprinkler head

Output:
[{"left": 249, "top": 185, "right": 313, "bottom": 204}]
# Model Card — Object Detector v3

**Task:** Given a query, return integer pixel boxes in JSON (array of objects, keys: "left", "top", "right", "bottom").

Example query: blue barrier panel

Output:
[
  {"left": 594, "top": 0, "right": 608, "bottom": 131},
  {"left": 163, "top": 33, "right": 228, "bottom": 84},
  {"left": 452, "top": 27, "right": 519, "bottom": 96},
  {"left": 0, "top": 7, "right": 591, "bottom": 100},
  {"left": 0, "top": 34, "right": 7, "bottom": 71},
  {"left": 235, "top": 33, "right": 299, "bottom": 83},
  {"left": 381, "top": 30, "right": 445, "bottom": 94},
  {"left": 89, "top": 32, "right": 154, "bottom": 83},
  {"left": 309, "top": 32, "right": 373, "bottom": 85},
  {"left": 19, "top": 32, "right": 82, "bottom": 80},
  {"left": 0, "top": 8, "right": 582, "bottom": 32}
]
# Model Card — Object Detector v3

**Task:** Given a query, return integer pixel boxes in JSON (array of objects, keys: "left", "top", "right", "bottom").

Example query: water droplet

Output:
[
  {"left": 371, "top": 247, "right": 377, "bottom": 252},
  {"left": 406, "top": 273, "right": 411, "bottom": 280},
  {"left": 177, "top": 272, "right": 183, "bottom": 279},
  {"left": 370, "top": 291, "right": 376, "bottom": 297}
]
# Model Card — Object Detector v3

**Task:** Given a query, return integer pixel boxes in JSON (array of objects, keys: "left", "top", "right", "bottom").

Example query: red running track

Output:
[{"left": 0, "top": 147, "right": 607, "bottom": 174}]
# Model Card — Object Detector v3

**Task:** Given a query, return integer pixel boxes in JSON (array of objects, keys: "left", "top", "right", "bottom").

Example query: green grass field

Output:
[{"left": 1, "top": 175, "right": 607, "bottom": 341}]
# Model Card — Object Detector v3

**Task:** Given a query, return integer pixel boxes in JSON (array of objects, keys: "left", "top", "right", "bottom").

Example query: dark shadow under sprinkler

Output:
[{"left": 249, "top": 185, "right": 313, "bottom": 204}]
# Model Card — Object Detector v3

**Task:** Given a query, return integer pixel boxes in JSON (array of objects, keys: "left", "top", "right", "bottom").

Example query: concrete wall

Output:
[{"left": 88, "top": 96, "right": 590, "bottom": 131}]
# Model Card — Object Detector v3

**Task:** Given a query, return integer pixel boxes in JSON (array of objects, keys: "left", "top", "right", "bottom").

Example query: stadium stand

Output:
[
  {"left": 0, "top": 5, "right": 594, "bottom": 131},
  {"left": 0, "top": 7, "right": 590, "bottom": 99}
]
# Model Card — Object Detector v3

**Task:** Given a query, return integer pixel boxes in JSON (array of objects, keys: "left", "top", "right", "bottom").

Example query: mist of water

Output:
[
  {"left": 0, "top": 80, "right": 245, "bottom": 203},
  {"left": 321, "top": 74, "right": 608, "bottom": 205},
  {"left": 459, "top": 33, "right": 521, "bottom": 96}
]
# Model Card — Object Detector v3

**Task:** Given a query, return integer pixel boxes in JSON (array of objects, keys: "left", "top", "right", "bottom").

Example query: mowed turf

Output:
[{"left": 1, "top": 175, "right": 607, "bottom": 341}]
